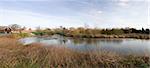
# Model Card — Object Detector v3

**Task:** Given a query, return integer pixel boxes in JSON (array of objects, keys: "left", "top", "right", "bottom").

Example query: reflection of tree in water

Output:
[
  {"left": 36, "top": 37, "right": 43, "bottom": 43},
  {"left": 86, "top": 39, "right": 100, "bottom": 44},
  {"left": 59, "top": 39, "right": 68, "bottom": 44},
  {"left": 72, "top": 38, "right": 123, "bottom": 45},
  {"left": 72, "top": 38, "right": 85, "bottom": 45},
  {"left": 58, "top": 36, "right": 68, "bottom": 44},
  {"left": 72, "top": 38, "right": 100, "bottom": 45},
  {"left": 99, "top": 39, "right": 123, "bottom": 43}
]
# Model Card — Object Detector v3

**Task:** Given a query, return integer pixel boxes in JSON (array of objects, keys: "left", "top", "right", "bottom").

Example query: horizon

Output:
[{"left": 0, "top": 0, "right": 149, "bottom": 29}]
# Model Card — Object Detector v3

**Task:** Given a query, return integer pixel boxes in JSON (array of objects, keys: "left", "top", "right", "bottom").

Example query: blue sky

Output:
[{"left": 0, "top": 0, "right": 149, "bottom": 29}]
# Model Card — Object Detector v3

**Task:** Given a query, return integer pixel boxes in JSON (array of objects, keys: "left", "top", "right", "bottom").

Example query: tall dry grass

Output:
[{"left": 0, "top": 37, "right": 149, "bottom": 68}]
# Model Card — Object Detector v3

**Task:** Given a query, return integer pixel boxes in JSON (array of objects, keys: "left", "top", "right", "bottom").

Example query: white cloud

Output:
[
  {"left": 119, "top": 0, "right": 129, "bottom": 2},
  {"left": 118, "top": 2, "right": 128, "bottom": 7},
  {"left": 0, "top": 9, "right": 83, "bottom": 28},
  {"left": 83, "top": 10, "right": 104, "bottom": 23},
  {"left": 117, "top": 0, "right": 130, "bottom": 7},
  {"left": 97, "top": 11, "right": 103, "bottom": 14}
]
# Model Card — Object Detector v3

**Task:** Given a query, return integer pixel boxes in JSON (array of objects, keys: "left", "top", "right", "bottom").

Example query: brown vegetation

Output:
[
  {"left": 32, "top": 27, "right": 150, "bottom": 39},
  {"left": 0, "top": 37, "right": 149, "bottom": 68}
]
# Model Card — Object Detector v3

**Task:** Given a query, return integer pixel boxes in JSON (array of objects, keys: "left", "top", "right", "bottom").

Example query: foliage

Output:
[
  {"left": 32, "top": 32, "right": 44, "bottom": 36},
  {"left": 43, "top": 28, "right": 54, "bottom": 35},
  {"left": 18, "top": 33, "right": 31, "bottom": 38},
  {"left": 112, "top": 29, "right": 124, "bottom": 35}
]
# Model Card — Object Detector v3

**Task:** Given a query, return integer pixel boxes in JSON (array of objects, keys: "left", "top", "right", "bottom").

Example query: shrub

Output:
[{"left": 19, "top": 33, "right": 30, "bottom": 38}]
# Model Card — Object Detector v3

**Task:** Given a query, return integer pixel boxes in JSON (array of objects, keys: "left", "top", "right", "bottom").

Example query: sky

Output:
[{"left": 0, "top": 0, "right": 149, "bottom": 29}]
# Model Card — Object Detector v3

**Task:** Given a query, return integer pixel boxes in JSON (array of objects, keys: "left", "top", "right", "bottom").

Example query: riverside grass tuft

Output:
[
  {"left": 0, "top": 33, "right": 31, "bottom": 39},
  {"left": 0, "top": 38, "right": 149, "bottom": 68}
]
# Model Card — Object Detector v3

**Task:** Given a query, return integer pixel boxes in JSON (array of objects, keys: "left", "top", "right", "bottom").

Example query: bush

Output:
[
  {"left": 112, "top": 29, "right": 124, "bottom": 35},
  {"left": 19, "top": 33, "right": 30, "bottom": 38},
  {"left": 32, "top": 32, "right": 45, "bottom": 36}
]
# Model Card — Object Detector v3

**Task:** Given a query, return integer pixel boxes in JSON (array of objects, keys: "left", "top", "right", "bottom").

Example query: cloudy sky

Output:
[{"left": 0, "top": 0, "right": 149, "bottom": 29}]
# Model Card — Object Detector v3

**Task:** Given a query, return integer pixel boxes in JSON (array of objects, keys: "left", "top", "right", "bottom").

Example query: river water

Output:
[{"left": 19, "top": 35, "right": 150, "bottom": 56}]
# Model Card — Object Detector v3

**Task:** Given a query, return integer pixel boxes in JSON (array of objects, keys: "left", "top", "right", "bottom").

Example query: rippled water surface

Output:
[{"left": 19, "top": 35, "right": 150, "bottom": 55}]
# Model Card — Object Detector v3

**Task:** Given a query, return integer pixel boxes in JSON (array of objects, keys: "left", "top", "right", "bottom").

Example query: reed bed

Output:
[{"left": 0, "top": 38, "right": 149, "bottom": 68}]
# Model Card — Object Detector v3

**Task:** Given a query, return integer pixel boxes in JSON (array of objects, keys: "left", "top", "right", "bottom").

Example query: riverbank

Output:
[
  {"left": 63, "top": 34, "right": 150, "bottom": 39},
  {"left": 0, "top": 33, "right": 32, "bottom": 39},
  {"left": 0, "top": 37, "right": 149, "bottom": 68},
  {"left": 30, "top": 27, "right": 150, "bottom": 39}
]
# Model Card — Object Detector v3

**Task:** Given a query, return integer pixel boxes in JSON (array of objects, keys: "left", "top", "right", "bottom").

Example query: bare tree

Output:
[
  {"left": 9, "top": 24, "right": 21, "bottom": 31},
  {"left": 9, "top": 24, "right": 22, "bottom": 33}
]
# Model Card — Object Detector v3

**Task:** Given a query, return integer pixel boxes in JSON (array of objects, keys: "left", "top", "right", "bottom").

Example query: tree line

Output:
[
  {"left": 33, "top": 26, "right": 150, "bottom": 37},
  {"left": 0, "top": 24, "right": 149, "bottom": 36}
]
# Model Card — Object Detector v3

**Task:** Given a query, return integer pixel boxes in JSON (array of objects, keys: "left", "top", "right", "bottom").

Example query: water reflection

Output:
[
  {"left": 71, "top": 38, "right": 123, "bottom": 45},
  {"left": 58, "top": 38, "right": 68, "bottom": 44},
  {"left": 99, "top": 39, "right": 123, "bottom": 43},
  {"left": 19, "top": 36, "right": 150, "bottom": 56}
]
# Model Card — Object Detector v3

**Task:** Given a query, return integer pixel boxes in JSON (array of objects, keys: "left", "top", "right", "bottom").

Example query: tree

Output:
[
  {"left": 43, "top": 28, "right": 53, "bottom": 35},
  {"left": 22, "top": 26, "right": 26, "bottom": 30},
  {"left": 9, "top": 24, "right": 21, "bottom": 31},
  {"left": 142, "top": 27, "right": 145, "bottom": 34},
  {"left": 145, "top": 29, "right": 150, "bottom": 34},
  {"left": 33, "top": 26, "right": 44, "bottom": 36},
  {"left": 84, "top": 23, "right": 89, "bottom": 29},
  {"left": 36, "top": 26, "right": 41, "bottom": 32},
  {"left": 111, "top": 29, "right": 124, "bottom": 35}
]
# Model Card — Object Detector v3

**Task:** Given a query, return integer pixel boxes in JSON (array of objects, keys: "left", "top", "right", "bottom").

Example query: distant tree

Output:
[
  {"left": 111, "top": 29, "right": 124, "bottom": 35},
  {"left": 130, "top": 28, "right": 138, "bottom": 33},
  {"left": 33, "top": 26, "right": 45, "bottom": 36},
  {"left": 145, "top": 29, "right": 150, "bottom": 34},
  {"left": 77, "top": 27, "right": 85, "bottom": 34},
  {"left": 9, "top": 24, "right": 21, "bottom": 31},
  {"left": 101, "top": 29, "right": 124, "bottom": 35},
  {"left": 9, "top": 24, "right": 24, "bottom": 33},
  {"left": 36, "top": 26, "right": 42, "bottom": 32},
  {"left": 142, "top": 27, "right": 145, "bottom": 34},
  {"left": 29, "top": 28, "right": 32, "bottom": 31},
  {"left": 84, "top": 23, "right": 89, "bottom": 29},
  {"left": 123, "top": 28, "right": 132, "bottom": 34},
  {"left": 22, "top": 26, "right": 26, "bottom": 30},
  {"left": 5, "top": 27, "right": 12, "bottom": 34},
  {"left": 43, "top": 28, "right": 53, "bottom": 35},
  {"left": 101, "top": 29, "right": 112, "bottom": 35}
]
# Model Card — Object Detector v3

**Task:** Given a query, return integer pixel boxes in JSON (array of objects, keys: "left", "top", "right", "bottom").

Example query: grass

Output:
[
  {"left": 0, "top": 37, "right": 149, "bottom": 68},
  {"left": 0, "top": 33, "right": 31, "bottom": 39}
]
